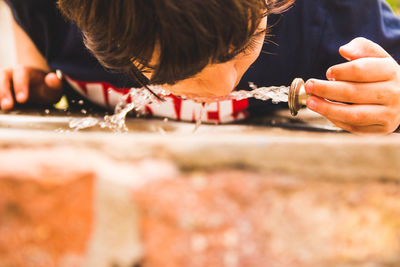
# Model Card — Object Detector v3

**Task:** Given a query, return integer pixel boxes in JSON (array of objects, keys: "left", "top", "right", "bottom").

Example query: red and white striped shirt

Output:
[{"left": 66, "top": 76, "right": 250, "bottom": 124}]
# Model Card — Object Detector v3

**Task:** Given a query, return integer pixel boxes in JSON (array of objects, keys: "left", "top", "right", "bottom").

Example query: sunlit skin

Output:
[
  {"left": 1, "top": 18, "right": 400, "bottom": 134},
  {"left": 142, "top": 17, "right": 268, "bottom": 100},
  {"left": 305, "top": 37, "right": 400, "bottom": 134}
]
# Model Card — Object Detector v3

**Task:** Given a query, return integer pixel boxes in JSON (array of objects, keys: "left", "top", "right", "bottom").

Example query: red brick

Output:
[
  {"left": 0, "top": 149, "right": 95, "bottom": 267},
  {"left": 134, "top": 171, "right": 400, "bottom": 266}
]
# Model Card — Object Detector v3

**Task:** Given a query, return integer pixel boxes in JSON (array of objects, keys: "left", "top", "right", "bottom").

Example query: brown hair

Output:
[{"left": 58, "top": 0, "right": 293, "bottom": 86}]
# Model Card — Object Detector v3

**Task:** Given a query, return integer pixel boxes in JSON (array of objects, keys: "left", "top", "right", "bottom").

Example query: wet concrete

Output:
[{"left": 0, "top": 109, "right": 398, "bottom": 181}]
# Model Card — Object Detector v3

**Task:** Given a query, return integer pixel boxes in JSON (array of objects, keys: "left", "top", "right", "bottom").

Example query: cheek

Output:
[
  {"left": 235, "top": 43, "right": 263, "bottom": 80},
  {"left": 197, "top": 63, "right": 239, "bottom": 97}
]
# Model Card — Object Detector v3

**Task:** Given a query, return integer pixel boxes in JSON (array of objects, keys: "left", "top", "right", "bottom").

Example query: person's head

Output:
[{"left": 58, "top": 0, "right": 293, "bottom": 99}]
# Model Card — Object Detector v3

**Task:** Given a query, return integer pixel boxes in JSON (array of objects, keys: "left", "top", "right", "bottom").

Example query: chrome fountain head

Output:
[{"left": 288, "top": 78, "right": 310, "bottom": 116}]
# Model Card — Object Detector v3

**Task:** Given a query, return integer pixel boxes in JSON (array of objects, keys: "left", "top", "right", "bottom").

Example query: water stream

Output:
[{"left": 69, "top": 83, "right": 289, "bottom": 132}]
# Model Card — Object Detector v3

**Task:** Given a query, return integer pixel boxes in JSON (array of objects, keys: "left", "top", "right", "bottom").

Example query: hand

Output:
[
  {"left": 0, "top": 66, "right": 63, "bottom": 110},
  {"left": 305, "top": 37, "right": 400, "bottom": 134}
]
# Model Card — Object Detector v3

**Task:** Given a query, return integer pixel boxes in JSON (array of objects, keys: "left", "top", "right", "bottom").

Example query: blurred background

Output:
[
  {"left": 0, "top": 0, "right": 15, "bottom": 68},
  {"left": 0, "top": 0, "right": 400, "bottom": 69},
  {"left": 387, "top": 0, "right": 400, "bottom": 12}
]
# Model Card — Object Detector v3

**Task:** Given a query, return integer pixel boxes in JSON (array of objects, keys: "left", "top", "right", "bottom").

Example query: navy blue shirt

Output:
[
  {"left": 239, "top": 0, "right": 400, "bottom": 87},
  {"left": 6, "top": 0, "right": 400, "bottom": 119},
  {"left": 243, "top": 0, "right": 400, "bottom": 115}
]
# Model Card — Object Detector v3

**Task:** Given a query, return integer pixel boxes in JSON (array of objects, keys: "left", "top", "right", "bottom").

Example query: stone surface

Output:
[{"left": 0, "top": 128, "right": 399, "bottom": 181}]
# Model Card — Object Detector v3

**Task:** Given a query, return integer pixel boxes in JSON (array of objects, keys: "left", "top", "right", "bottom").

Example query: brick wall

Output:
[{"left": 1, "top": 146, "right": 400, "bottom": 267}]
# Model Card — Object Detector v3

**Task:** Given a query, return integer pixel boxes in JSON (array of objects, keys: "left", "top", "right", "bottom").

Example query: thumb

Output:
[
  {"left": 339, "top": 37, "right": 391, "bottom": 61},
  {"left": 44, "top": 72, "right": 63, "bottom": 90}
]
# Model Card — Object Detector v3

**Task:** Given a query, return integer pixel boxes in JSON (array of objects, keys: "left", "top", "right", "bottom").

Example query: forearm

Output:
[{"left": 12, "top": 16, "right": 50, "bottom": 72}]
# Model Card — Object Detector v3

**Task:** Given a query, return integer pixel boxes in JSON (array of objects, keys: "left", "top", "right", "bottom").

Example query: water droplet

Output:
[
  {"left": 193, "top": 103, "right": 207, "bottom": 133},
  {"left": 69, "top": 117, "right": 99, "bottom": 131},
  {"left": 248, "top": 82, "right": 257, "bottom": 90}
]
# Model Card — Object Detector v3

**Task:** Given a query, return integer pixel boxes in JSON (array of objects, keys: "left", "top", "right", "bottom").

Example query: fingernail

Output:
[
  {"left": 307, "top": 98, "right": 317, "bottom": 110},
  {"left": 327, "top": 69, "right": 335, "bottom": 81},
  {"left": 305, "top": 80, "right": 313, "bottom": 94},
  {"left": 56, "top": 69, "right": 63, "bottom": 80},
  {"left": 1, "top": 98, "right": 11, "bottom": 109},
  {"left": 16, "top": 92, "right": 26, "bottom": 102}
]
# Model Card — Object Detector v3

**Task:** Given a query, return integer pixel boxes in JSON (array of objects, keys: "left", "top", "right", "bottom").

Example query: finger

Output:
[
  {"left": 43, "top": 72, "right": 63, "bottom": 101},
  {"left": 0, "top": 69, "right": 14, "bottom": 110},
  {"left": 12, "top": 66, "right": 30, "bottom": 103},
  {"left": 326, "top": 57, "right": 398, "bottom": 83},
  {"left": 305, "top": 79, "right": 396, "bottom": 105},
  {"left": 33, "top": 72, "right": 63, "bottom": 104},
  {"left": 339, "top": 37, "right": 390, "bottom": 61},
  {"left": 44, "top": 72, "right": 63, "bottom": 90},
  {"left": 329, "top": 119, "right": 388, "bottom": 135},
  {"left": 306, "top": 96, "right": 387, "bottom": 126}
]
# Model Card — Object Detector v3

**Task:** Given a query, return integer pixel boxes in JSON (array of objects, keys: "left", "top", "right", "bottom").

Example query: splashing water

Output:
[
  {"left": 193, "top": 103, "right": 208, "bottom": 133},
  {"left": 229, "top": 82, "right": 289, "bottom": 103},
  {"left": 99, "top": 88, "right": 153, "bottom": 131},
  {"left": 69, "top": 87, "right": 167, "bottom": 132},
  {"left": 193, "top": 82, "right": 289, "bottom": 103},
  {"left": 68, "top": 83, "right": 289, "bottom": 132},
  {"left": 69, "top": 117, "right": 99, "bottom": 131}
]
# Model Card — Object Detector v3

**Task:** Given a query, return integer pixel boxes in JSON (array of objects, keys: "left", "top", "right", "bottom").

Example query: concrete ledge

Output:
[{"left": 0, "top": 128, "right": 398, "bottom": 181}]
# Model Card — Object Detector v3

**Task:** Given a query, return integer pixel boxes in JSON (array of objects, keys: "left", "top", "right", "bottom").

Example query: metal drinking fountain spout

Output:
[{"left": 288, "top": 78, "right": 310, "bottom": 116}]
